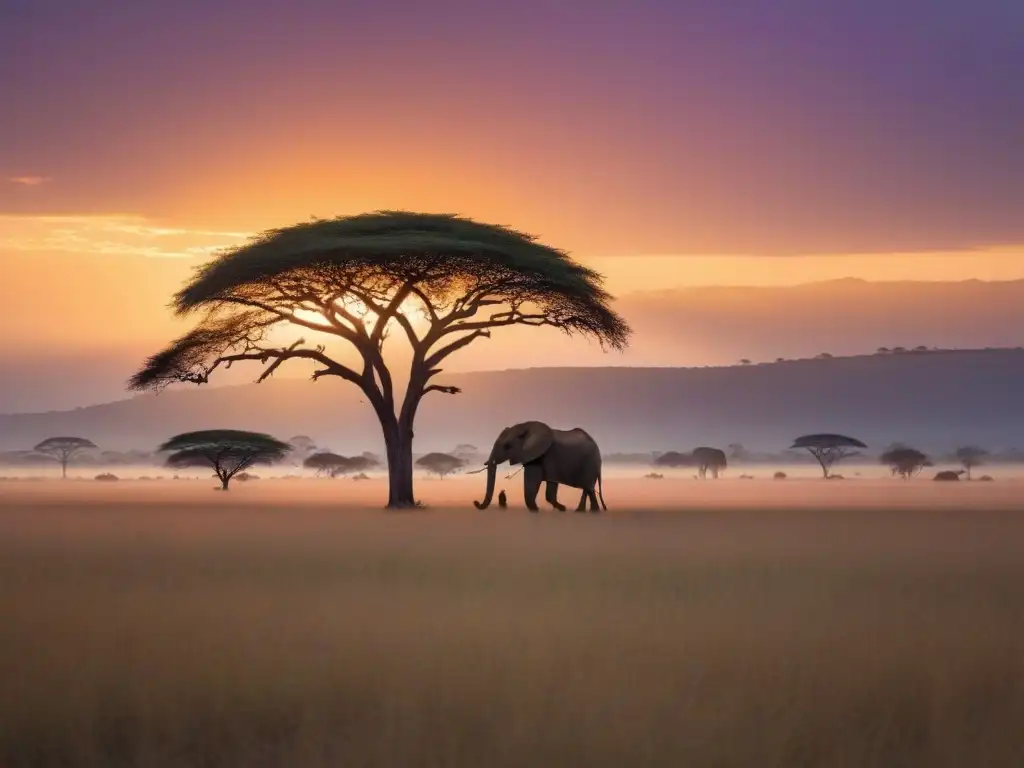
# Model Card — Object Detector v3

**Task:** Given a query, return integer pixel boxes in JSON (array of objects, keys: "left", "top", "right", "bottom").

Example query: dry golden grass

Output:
[{"left": 2, "top": 478, "right": 1024, "bottom": 767}]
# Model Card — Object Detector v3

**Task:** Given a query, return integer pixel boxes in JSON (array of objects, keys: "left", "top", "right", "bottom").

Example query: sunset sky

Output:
[{"left": 2, "top": 0, "right": 1022, "bottom": 411}]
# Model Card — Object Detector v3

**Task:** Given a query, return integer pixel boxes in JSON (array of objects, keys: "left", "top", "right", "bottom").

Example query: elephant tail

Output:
[{"left": 598, "top": 472, "right": 607, "bottom": 511}]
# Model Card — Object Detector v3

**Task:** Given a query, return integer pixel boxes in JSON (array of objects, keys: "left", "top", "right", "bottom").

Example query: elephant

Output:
[
  {"left": 692, "top": 446, "right": 727, "bottom": 479},
  {"left": 474, "top": 421, "right": 607, "bottom": 513}
]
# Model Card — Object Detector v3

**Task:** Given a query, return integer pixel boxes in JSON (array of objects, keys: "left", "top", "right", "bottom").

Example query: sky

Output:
[{"left": 1, "top": 0, "right": 1023, "bottom": 411}]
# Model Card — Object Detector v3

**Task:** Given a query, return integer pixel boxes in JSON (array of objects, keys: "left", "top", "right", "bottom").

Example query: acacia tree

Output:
[
  {"left": 304, "top": 452, "right": 349, "bottom": 478},
  {"left": 160, "top": 430, "right": 291, "bottom": 490},
  {"left": 129, "top": 212, "right": 630, "bottom": 508},
  {"left": 955, "top": 445, "right": 988, "bottom": 480},
  {"left": 416, "top": 452, "right": 464, "bottom": 479},
  {"left": 880, "top": 446, "right": 931, "bottom": 479},
  {"left": 791, "top": 433, "right": 866, "bottom": 478},
  {"left": 33, "top": 436, "right": 97, "bottom": 479}
]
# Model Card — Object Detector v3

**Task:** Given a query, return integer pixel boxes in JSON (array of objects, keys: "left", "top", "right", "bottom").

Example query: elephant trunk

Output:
[{"left": 473, "top": 462, "right": 497, "bottom": 509}]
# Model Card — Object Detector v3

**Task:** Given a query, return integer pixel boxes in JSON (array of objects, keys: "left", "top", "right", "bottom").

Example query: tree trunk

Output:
[
  {"left": 61, "top": 456, "right": 68, "bottom": 480},
  {"left": 383, "top": 418, "right": 417, "bottom": 509}
]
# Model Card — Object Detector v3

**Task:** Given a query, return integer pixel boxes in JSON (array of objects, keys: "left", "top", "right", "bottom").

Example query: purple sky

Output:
[{"left": 2, "top": 0, "right": 1022, "bottom": 254}]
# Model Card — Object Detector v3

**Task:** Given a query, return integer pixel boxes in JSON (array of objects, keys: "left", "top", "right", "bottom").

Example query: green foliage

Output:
[
  {"left": 159, "top": 430, "right": 291, "bottom": 489},
  {"left": 129, "top": 211, "right": 630, "bottom": 393}
]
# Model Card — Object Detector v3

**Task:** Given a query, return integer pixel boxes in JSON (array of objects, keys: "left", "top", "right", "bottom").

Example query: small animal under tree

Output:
[
  {"left": 416, "top": 452, "right": 464, "bottom": 479},
  {"left": 791, "top": 433, "right": 867, "bottom": 479},
  {"left": 33, "top": 436, "right": 97, "bottom": 479},
  {"left": 159, "top": 430, "right": 291, "bottom": 490}
]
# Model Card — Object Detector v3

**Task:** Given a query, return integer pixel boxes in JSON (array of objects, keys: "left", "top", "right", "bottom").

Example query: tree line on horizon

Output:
[
  {"left": 4, "top": 210, "right": 1019, "bottom": 502},
  {"left": 3, "top": 430, "right": 999, "bottom": 487}
]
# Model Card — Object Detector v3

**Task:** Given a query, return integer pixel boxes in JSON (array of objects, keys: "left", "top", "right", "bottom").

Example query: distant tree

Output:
[
  {"left": 304, "top": 452, "right": 350, "bottom": 478},
  {"left": 815, "top": 352, "right": 833, "bottom": 360},
  {"left": 416, "top": 452, "right": 464, "bottom": 479},
  {"left": 913, "top": 345, "right": 929, "bottom": 353},
  {"left": 727, "top": 443, "right": 749, "bottom": 461},
  {"left": 345, "top": 455, "right": 380, "bottom": 474},
  {"left": 773, "top": 471, "right": 787, "bottom": 480},
  {"left": 33, "top": 436, "right": 97, "bottom": 479},
  {"left": 892, "top": 346, "right": 908, "bottom": 353},
  {"left": 159, "top": 430, "right": 291, "bottom": 490},
  {"left": 775, "top": 357, "right": 786, "bottom": 363},
  {"left": 791, "top": 434, "right": 867, "bottom": 478},
  {"left": 739, "top": 358, "right": 752, "bottom": 366},
  {"left": 451, "top": 444, "right": 481, "bottom": 463},
  {"left": 955, "top": 445, "right": 989, "bottom": 480},
  {"left": 653, "top": 451, "right": 693, "bottom": 468},
  {"left": 876, "top": 347, "right": 890, "bottom": 354},
  {"left": 128, "top": 212, "right": 630, "bottom": 508},
  {"left": 880, "top": 446, "right": 931, "bottom": 479},
  {"left": 287, "top": 435, "right": 317, "bottom": 457},
  {"left": 934, "top": 469, "right": 965, "bottom": 482}
]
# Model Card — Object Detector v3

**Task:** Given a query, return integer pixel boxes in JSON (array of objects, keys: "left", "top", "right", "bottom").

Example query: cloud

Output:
[
  {"left": 0, "top": 214, "right": 251, "bottom": 259},
  {"left": 7, "top": 176, "right": 51, "bottom": 187}
]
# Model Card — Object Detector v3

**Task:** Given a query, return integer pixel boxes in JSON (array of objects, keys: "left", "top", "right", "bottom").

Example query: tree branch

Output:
[
  {"left": 423, "top": 384, "right": 462, "bottom": 397},
  {"left": 424, "top": 329, "right": 491, "bottom": 369}
]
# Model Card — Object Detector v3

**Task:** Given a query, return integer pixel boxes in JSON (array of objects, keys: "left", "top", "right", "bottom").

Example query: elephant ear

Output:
[{"left": 514, "top": 422, "right": 554, "bottom": 465}]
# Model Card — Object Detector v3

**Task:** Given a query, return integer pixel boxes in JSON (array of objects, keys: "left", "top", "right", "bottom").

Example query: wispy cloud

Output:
[
  {"left": 0, "top": 214, "right": 251, "bottom": 258},
  {"left": 7, "top": 175, "right": 52, "bottom": 187}
]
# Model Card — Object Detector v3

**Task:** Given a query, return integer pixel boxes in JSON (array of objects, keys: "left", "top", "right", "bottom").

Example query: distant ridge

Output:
[{"left": 2, "top": 348, "right": 1023, "bottom": 454}]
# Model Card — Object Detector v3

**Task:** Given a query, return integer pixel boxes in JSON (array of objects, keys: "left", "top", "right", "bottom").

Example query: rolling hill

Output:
[{"left": 2, "top": 349, "right": 1022, "bottom": 455}]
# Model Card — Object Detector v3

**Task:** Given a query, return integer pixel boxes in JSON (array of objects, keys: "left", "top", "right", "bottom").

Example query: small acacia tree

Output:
[
  {"left": 33, "top": 436, "right": 97, "bottom": 479},
  {"left": 791, "top": 434, "right": 866, "bottom": 478},
  {"left": 416, "top": 452, "right": 464, "bottom": 479},
  {"left": 955, "top": 445, "right": 989, "bottom": 480},
  {"left": 880, "top": 446, "right": 931, "bottom": 479},
  {"left": 159, "top": 430, "right": 291, "bottom": 490},
  {"left": 129, "top": 211, "right": 630, "bottom": 508}
]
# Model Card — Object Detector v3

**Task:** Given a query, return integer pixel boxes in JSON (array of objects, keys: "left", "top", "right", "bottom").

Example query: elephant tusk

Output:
[{"left": 465, "top": 466, "right": 490, "bottom": 475}]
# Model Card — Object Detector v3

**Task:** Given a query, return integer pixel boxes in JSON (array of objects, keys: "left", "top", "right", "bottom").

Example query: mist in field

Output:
[{"left": 3, "top": 479, "right": 1024, "bottom": 767}]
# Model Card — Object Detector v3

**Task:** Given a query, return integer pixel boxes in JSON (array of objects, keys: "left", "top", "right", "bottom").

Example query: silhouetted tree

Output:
[
  {"left": 955, "top": 445, "right": 989, "bottom": 480},
  {"left": 880, "top": 446, "right": 931, "bottom": 479},
  {"left": 876, "top": 347, "right": 890, "bottom": 354},
  {"left": 934, "top": 469, "right": 964, "bottom": 481},
  {"left": 304, "top": 452, "right": 349, "bottom": 478},
  {"left": 416, "top": 452, "right": 464, "bottom": 479},
  {"left": 815, "top": 352, "right": 833, "bottom": 360},
  {"left": 160, "top": 430, "right": 291, "bottom": 490},
  {"left": 727, "top": 443, "right": 749, "bottom": 461},
  {"left": 739, "top": 358, "right": 752, "bottom": 365},
  {"left": 791, "top": 434, "right": 866, "bottom": 478},
  {"left": 346, "top": 455, "right": 380, "bottom": 474},
  {"left": 33, "top": 436, "right": 97, "bottom": 479},
  {"left": 129, "top": 212, "right": 630, "bottom": 508}
]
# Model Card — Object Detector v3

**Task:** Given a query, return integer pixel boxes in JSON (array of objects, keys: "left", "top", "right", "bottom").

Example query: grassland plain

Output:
[{"left": 1, "top": 478, "right": 1023, "bottom": 767}]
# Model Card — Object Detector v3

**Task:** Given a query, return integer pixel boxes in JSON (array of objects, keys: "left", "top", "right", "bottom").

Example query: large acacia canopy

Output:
[{"left": 129, "top": 211, "right": 629, "bottom": 395}]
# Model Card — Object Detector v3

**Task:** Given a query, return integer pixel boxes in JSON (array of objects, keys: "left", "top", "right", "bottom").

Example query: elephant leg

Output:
[
  {"left": 545, "top": 481, "right": 566, "bottom": 511},
  {"left": 588, "top": 489, "right": 600, "bottom": 512},
  {"left": 575, "top": 490, "right": 588, "bottom": 512},
  {"left": 523, "top": 465, "right": 543, "bottom": 512}
]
